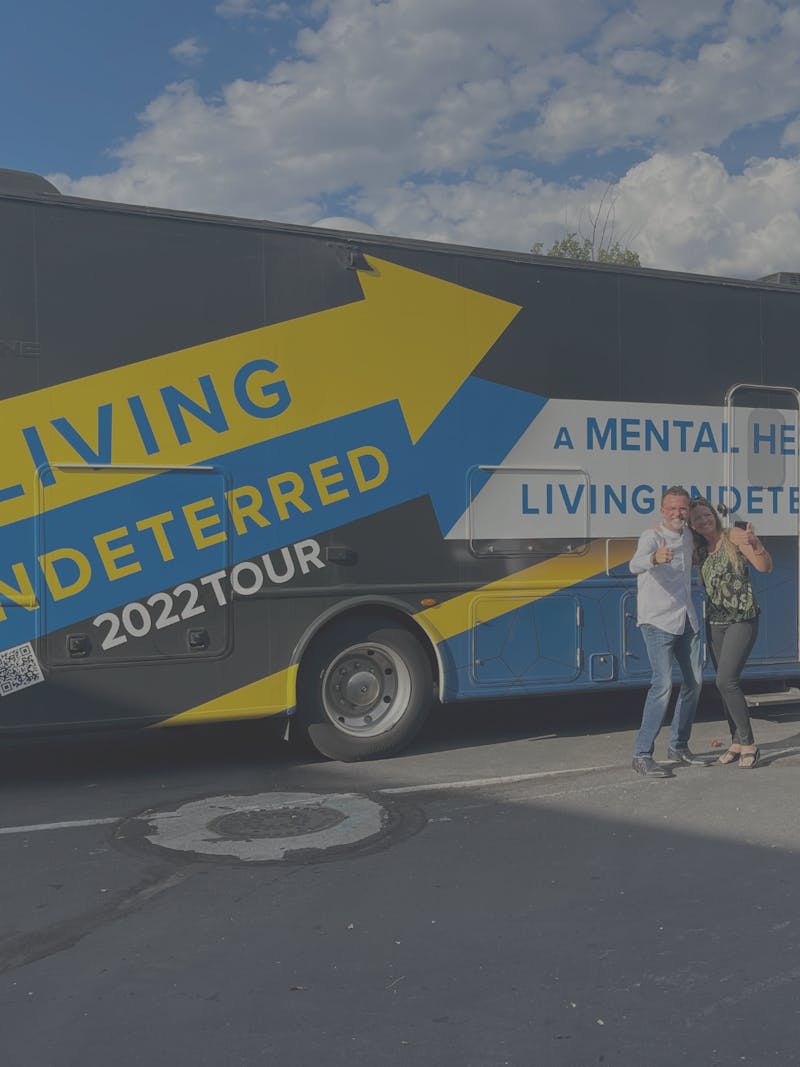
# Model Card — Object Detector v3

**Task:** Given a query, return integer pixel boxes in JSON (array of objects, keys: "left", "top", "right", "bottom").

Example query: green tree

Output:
[
  {"left": 532, "top": 185, "right": 641, "bottom": 267},
  {"left": 532, "top": 231, "right": 640, "bottom": 267}
]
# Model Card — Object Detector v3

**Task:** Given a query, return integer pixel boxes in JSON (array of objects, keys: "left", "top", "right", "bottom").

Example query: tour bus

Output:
[{"left": 1, "top": 166, "right": 799, "bottom": 760}]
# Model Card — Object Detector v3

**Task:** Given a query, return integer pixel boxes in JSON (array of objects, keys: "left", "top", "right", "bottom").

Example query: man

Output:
[{"left": 629, "top": 485, "right": 707, "bottom": 777}]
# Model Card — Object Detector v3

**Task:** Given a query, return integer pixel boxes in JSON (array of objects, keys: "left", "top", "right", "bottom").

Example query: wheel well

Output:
[{"left": 296, "top": 605, "right": 441, "bottom": 695}]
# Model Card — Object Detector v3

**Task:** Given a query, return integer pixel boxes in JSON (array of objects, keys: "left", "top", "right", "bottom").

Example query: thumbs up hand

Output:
[{"left": 653, "top": 537, "right": 673, "bottom": 564}]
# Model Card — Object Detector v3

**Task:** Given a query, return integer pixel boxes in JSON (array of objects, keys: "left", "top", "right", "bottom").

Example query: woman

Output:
[{"left": 689, "top": 499, "right": 772, "bottom": 768}]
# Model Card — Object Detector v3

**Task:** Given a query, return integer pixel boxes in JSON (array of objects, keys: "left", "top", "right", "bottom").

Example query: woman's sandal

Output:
[
  {"left": 718, "top": 748, "right": 740, "bottom": 764},
  {"left": 739, "top": 747, "right": 761, "bottom": 769}
]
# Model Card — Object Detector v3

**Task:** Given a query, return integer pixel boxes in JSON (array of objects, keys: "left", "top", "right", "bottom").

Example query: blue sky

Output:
[
  {"left": 3, "top": 1, "right": 300, "bottom": 175},
  {"left": 4, "top": 0, "right": 800, "bottom": 277}
]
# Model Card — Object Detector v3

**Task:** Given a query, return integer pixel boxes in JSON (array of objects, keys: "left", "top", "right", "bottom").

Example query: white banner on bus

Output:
[{"left": 446, "top": 398, "right": 800, "bottom": 540}]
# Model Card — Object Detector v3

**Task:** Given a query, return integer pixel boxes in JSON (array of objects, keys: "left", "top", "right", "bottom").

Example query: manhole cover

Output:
[
  {"left": 209, "top": 805, "right": 346, "bottom": 839},
  {"left": 116, "top": 791, "right": 425, "bottom": 863}
]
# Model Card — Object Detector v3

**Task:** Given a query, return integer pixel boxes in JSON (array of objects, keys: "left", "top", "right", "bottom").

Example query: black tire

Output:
[{"left": 296, "top": 615, "right": 434, "bottom": 761}]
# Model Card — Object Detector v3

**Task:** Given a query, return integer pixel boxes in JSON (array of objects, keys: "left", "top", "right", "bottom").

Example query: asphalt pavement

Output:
[{"left": 2, "top": 691, "right": 800, "bottom": 1066}]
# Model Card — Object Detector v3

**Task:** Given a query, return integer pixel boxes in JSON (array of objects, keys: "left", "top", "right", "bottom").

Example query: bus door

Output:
[{"left": 723, "top": 383, "right": 800, "bottom": 665}]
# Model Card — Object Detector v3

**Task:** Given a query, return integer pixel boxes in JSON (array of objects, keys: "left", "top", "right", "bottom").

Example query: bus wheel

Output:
[{"left": 297, "top": 616, "right": 434, "bottom": 761}]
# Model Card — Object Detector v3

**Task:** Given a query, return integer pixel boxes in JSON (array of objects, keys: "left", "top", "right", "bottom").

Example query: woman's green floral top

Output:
[{"left": 698, "top": 542, "right": 759, "bottom": 624}]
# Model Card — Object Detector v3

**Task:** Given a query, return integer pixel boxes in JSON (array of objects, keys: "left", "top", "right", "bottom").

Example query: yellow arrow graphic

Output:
[
  {"left": 158, "top": 542, "right": 636, "bottom": 727},
  {"left": 415, "top": 540, "right": 635, "bottom": 641},
  {"left": 0, "top": 256, "right": 520, "bottom": 526}
]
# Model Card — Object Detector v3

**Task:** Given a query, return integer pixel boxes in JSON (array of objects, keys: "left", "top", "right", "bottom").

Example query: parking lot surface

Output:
[{"left": 2, "top": 692, "right": 800, "bottom": 1066}]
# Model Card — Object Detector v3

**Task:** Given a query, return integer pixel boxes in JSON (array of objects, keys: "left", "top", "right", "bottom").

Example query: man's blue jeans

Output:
[{"left": 634, "top": 621, "right": 702, "bottom": 757}]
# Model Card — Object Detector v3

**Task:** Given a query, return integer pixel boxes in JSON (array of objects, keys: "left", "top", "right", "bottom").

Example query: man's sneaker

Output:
[
  {"left": 667, "top": 747, "right": 713, "bottom": 766},
  {"left": 632, "top": 756, "right": 671, "bottom": 778}
]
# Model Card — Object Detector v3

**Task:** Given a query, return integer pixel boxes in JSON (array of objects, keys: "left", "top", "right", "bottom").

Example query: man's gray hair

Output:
[{"left": 661, "top": 485, "right": 690, "bottom": 504}]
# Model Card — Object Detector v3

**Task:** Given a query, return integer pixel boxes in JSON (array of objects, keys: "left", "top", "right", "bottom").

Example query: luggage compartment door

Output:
[{"left": 37, "top": 463, "right": 232, "bottom": 668}]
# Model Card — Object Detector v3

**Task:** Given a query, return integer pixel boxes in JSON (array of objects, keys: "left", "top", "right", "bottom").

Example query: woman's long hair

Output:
[{"left": 689, "top": 498, "right": 743, "bottom": 573}]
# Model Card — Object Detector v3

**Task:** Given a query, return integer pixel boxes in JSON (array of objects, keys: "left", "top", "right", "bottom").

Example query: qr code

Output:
[{"left": 0, "top": 642, "right": 45, "bottom": 696}]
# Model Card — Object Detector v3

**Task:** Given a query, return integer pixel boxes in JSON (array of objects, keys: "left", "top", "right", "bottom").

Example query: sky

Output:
[{"left": 3, "top": 0, "right": 800, "bottom": 278}]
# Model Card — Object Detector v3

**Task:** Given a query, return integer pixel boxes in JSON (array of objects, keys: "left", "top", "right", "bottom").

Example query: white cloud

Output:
[
  {"left": 782, "top": 118, "right": 800, "bottom": 147},
  {"left": 46, "top": 0, "right": 800, "bottom": 278},
  {"left": 312, "top": 215, "right": 376, "bottom": 233},
  {"left": 594, "top": 0, "right": 728, "bottom": 51},
  {"left": 617, "top": 151, "right": 800, "bottom": 277},
  {"left": 169, "top": 37, "right": 209, "bottom": 65},
  {"left": 352, "top": 151, "right": 800, "bottom": 279},
  {"left": 728, "top": 0, "right": 783, "bottom": 40},
  {"left": 608, "top": 49, "right": 668, "bottom": 80},
  {"left": 518, "top": 2, "right": 800, "bottom": 161},
  {"left": 216, "top": 0, "right": 259, "bottom": 15},
  {"left": 215, "top": 0, "right": 291, "bottom": 18}
]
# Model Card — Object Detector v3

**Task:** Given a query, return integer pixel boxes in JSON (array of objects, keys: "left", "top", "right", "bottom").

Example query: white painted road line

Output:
[
  {"left": 0, "top": 766, "right": 623, "bottom": 836},
  {"left": 0, "top": 816, "right": 119, "bottom": 836},
  {"left": 379, "top": 764, "right": 621, "bottom": 795}
]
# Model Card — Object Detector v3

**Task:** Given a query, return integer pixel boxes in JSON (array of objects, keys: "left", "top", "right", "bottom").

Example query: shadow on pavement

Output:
[
  {"left": 2, "top": 684, "right": 799, "bottom": 786},
  {"left": 2, "top": 755, "right": 800, "bottom": 1067}
]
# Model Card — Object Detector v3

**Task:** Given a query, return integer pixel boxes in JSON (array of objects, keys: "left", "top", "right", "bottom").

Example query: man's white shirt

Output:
[{"left": 629, "top": 523, "right": 698, "bottom": 634}]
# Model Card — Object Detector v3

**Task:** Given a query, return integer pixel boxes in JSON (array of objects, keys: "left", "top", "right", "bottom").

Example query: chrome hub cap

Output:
[{"left": 321, "top": 641, "right": 412, "bottom": 737}]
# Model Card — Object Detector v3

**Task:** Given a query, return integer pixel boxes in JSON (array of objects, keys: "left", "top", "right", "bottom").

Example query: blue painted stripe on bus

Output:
[
  {"left": 0, "top": 380, "right": 548, "bottom": 653},
  {"left": 415, "top": 377, "right": 547, "bottom": 533},
  {"left": 0, "top": 401, "right": 421, "bottom": 651},
  {"left": 0, "top": 483, "right": 25, "bottom": 504}
]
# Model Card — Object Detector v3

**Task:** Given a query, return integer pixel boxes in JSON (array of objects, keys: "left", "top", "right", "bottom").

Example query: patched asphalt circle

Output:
[{"left": 116, "top": 790, "right": 427, "bottom": 864}]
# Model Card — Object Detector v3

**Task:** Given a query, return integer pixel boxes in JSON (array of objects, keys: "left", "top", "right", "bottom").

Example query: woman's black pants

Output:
[{"left": 708, "top": 618, "right": 759, "bottom": 746}]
